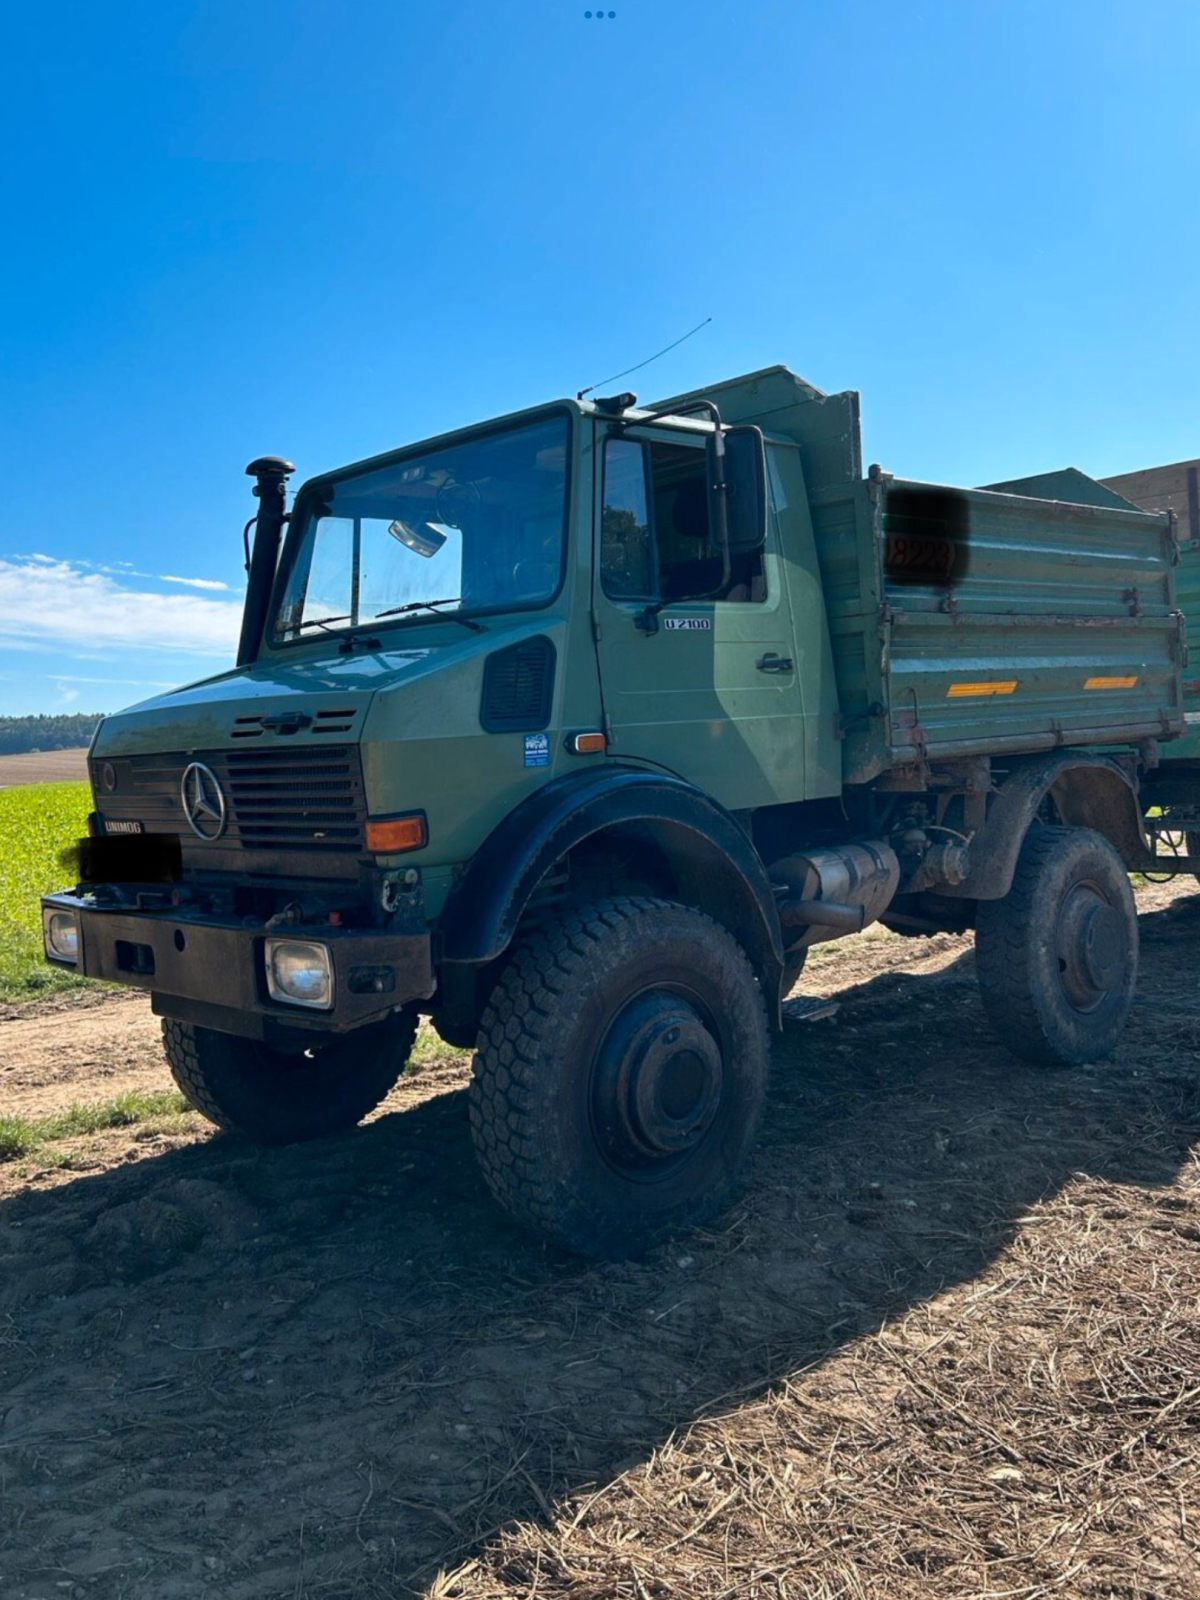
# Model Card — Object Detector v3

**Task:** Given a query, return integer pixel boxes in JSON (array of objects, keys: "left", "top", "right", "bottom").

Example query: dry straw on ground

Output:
[{"left": 438, "top": 1166, "right": 1200, "bottom": 1599}]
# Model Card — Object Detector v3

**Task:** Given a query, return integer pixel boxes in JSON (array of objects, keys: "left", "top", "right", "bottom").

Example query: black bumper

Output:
[{"left": 41, "top": 891, "right": 435, "bottom": 1041}]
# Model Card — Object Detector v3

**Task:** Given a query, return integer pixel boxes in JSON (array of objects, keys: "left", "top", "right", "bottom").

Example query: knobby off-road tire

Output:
[
  {"left": 975, "top": 826, "right": 1137, "bottom": 1066},
  {"left": 469, "top": 897, "right": 770, "bottom": 1259},
  {"left": 162, "top": 1008, "right": 418, "bottom": 1144}
]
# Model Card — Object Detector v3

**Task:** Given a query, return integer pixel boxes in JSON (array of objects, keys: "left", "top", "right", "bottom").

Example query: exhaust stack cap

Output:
[{"left": 246, "top": 456, "right": 294, "bottom": 478}]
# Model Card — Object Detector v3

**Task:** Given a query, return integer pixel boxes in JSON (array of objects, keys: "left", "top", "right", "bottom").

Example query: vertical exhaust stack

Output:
[{"left": 237, "top": 456, "right": 295, "bottom": 666}]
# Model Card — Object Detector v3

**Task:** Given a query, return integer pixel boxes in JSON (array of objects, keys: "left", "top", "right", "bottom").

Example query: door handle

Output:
[{"left": 756, "top": 653, "right": 794, "bottom": 673}]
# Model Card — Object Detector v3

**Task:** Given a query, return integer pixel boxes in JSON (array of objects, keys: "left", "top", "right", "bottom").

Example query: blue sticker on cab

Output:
[{"left": 523, "top": 733, "right": 550, "bottom": 768}]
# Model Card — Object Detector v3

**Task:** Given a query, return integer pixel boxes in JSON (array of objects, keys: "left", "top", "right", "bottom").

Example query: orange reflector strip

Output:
[
  {"left": 1084, "top": 675, "right": 1138, "bottom": 690},
  {"left": 366, "top": 814, "right": 427, "bottom": 853},
  {"left": 568, "top": 731, "right": 607, "bottom": 755},
  {"left": 946, "top": 680, "right": 1018, "bottom": 698}
]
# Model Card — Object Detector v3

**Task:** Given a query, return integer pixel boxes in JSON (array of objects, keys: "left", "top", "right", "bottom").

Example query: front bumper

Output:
[{"left": 41, "top": 890, "right": 435, "bottom": 1042}]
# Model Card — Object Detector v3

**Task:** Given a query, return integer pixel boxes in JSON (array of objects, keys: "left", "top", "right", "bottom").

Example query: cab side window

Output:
[{"left": 600, "top": 437, "right": 766, "bottom": 603}]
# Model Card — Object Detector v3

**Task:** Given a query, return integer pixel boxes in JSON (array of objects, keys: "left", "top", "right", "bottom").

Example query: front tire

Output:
[
  {"left": 162, "top": 1008, "right": 417, "bottom": 1144},
  {"left": 975, "top": 826, "right": 1137, "bottom": 1065},
  {"left": 468, "top": 897, "right": 769, "bottom": 1259}
]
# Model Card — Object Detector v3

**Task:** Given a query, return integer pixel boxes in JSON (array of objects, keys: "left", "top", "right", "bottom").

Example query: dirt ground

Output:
[
  {"left": 0, "top": 880, "right": 1197, "bottom": 1598},
  {"left": 0, "top": 749, "right": 89, "bottom": 789}
]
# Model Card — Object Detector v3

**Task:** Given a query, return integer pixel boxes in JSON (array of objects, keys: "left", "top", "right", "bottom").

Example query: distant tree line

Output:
[{"left": 0, "top": 714, "right": 103, "bottom": 755}]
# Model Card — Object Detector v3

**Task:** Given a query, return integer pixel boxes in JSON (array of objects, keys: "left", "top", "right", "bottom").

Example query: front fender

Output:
[{"left": 438, "top": 766, "right": 785, "bottom": 994}]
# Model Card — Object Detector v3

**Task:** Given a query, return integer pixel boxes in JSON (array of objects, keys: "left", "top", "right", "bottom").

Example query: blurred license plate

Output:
[{"left": 77, "top": 834, "right": 182, "bottom": 883}]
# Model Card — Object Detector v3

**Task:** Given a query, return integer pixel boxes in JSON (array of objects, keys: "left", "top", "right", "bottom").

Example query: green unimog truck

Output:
[{"left": 41, "top": 366, "right": 1200, "bottom": 1257}]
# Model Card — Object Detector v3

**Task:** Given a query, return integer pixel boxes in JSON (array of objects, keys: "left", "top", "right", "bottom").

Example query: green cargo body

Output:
[
  {"left": 812, "top": 475, "right": 1182, "bottom": 783},
  {"left": 660, "top": 367, "right": 1184, "bottom": 786}
]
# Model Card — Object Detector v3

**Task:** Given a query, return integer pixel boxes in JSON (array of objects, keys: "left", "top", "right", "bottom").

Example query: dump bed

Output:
[
  {"left": 657, "top": 367, "right": 1185, "bottom": 787},
  {"left": 809, "top": 471, "right": 1182, "bottom": 783}
]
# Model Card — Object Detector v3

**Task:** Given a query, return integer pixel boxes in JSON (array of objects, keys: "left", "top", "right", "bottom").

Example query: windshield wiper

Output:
[
  {"left": 295, "top": 614, "right": 361, "bottom": 634},
  {"left": 292, "top": 615, "right": 383, "bottom": 652},
  {"left": 373, "top": 598, "right": 483, "bottom": 632}
]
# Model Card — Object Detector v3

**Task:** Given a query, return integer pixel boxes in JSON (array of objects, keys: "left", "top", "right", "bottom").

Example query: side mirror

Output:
[
  {"left": 724, "top": 426, "right": 768, "bottom": 552},
  {"left": 705, "top": 425, "right": 767, "bottom": 561}
]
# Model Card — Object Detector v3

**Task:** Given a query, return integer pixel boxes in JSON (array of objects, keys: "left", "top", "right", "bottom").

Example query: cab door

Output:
[{"left": 592, "top": 424, "right": 806, "bottom": 811}]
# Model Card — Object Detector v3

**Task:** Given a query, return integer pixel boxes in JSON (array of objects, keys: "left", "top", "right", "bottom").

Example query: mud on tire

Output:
[
  {"left": 162, "top": 1008, "right": 417, "bottom": 1145},
  {"left": 468, "top": 896, "right": 770, "bottom": 1259},
  {"left": 975, "top": 825, "right": 1137, "bottom": 1066}
]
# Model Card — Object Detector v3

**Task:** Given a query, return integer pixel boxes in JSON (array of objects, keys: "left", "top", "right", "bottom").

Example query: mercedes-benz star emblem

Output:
[{"left": 180, "top": 762, "right": 227, "bottom": 841}]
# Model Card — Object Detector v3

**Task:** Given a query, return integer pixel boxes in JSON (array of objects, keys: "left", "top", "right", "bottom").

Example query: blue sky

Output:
[{"left": 2, "top": 0, "right": 1197, "bottom": 715}]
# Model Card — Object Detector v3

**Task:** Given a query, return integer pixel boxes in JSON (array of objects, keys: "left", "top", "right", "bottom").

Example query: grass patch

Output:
[
  {"left": 0, "top": 780, "right": 93, "bottom": 1003},
  {"left": 406, "top": 1022, "right": 471, "bottom": 1075},
  {"left": 411, "top": 1024, "right": 469, "bottom": 1063},
  {"left": 0, "top": 1090, "right": 194, "bottom": 1162}
]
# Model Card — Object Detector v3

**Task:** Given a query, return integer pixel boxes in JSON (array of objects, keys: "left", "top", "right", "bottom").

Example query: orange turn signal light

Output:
[
  {"left": 366, "top": 814, "right": 427, "bottom": 853},
  {"left": 567, "top": 731, "right": 607, "bottom": 755}
]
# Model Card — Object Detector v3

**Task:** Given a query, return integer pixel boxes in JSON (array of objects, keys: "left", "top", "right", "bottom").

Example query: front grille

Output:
[
  {"left": 223, "top": 746, "right": 365, "bottom": 849},
  {"left": 95, "top": 744, "right": 367, "bottom": 855}
]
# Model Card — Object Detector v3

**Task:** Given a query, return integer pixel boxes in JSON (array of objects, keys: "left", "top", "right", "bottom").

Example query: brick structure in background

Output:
[{"left": 1102, "top": 457, "right": 1200, "bottom": 545}]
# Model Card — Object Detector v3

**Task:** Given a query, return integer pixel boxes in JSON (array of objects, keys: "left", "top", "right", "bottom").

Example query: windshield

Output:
[{"left": 272, "top": 413, "right": 570, "bottom": 643}]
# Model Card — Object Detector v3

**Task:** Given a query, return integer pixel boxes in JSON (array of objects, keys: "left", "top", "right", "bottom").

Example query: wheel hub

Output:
[
  {"left": 1056, "top": 883, "right": 1128, "bottom": 1010},
  {"left": 592, "top": 992, "right": 724, "bottom": 1172}
]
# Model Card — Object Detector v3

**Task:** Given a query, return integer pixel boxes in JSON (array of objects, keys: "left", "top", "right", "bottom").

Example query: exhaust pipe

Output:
[
  {"left": 779, "top": 898, "right": 866, "bottom": 935},
  {"left": 772, "top": 839, "right": 901, "bottom": 949},
  {"left": 237, "top": 455, "right": 295, "bottom": 667}
]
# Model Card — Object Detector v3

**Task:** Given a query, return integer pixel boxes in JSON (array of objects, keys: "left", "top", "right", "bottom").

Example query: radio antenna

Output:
[{"left": 576, "top": 316, "right": 713, "bottom": 401}]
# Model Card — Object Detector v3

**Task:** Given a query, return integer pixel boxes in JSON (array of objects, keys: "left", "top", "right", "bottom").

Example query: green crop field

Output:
[{"left": 0, "top": 781, "right": 93, "bottom": 1003}]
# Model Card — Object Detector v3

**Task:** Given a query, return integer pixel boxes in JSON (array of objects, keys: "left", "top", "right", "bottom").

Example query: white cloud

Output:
[
  {"left": 20, "top": 555, "right": 234, "bottom": 592},
  {"left": 159, "top": 574, "right": 231, "bottom": 591},
  {"left": 0, "top": 556, "right": 244, "bottom": 656},
  {"left": 49, "top": 674, "right": 179, "bottom": 688}
]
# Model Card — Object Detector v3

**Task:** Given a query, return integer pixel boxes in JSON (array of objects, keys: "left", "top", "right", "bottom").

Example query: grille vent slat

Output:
[{"left": 226, "top": 708, "right": 360, "bottom": 739}]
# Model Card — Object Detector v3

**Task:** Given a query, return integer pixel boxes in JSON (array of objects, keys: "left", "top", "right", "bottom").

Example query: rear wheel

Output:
[
  {"left": 975, "top": 826, "right": 1137, "bottom": 1066},
  {"left": 162, "top": 1008, "right": 417, "bottom": 1144},
  {"left": 468, "top": 897, "right": 769, "bottom": 1258}
]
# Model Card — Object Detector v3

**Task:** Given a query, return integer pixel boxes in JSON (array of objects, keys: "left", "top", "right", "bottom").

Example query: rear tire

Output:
[
  {"left": 162, "top": 1008, "right": 417, "bottom": 1144},
  {"left": 975, "top": 826, "right": 1137, "bottom": 1066},
  {"left": 468, "top": 897, "right": 769, "bottom": 1259}
]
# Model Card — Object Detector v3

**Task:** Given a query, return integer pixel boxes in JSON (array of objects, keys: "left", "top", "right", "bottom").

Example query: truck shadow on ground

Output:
[{"left": 2, "top": 893, "right": 1199, "bottom": 1599}]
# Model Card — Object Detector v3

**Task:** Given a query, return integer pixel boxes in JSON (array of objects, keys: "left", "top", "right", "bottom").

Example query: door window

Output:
[{"left": 600, "top": 436, "right": 766, "bottom": 604}]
